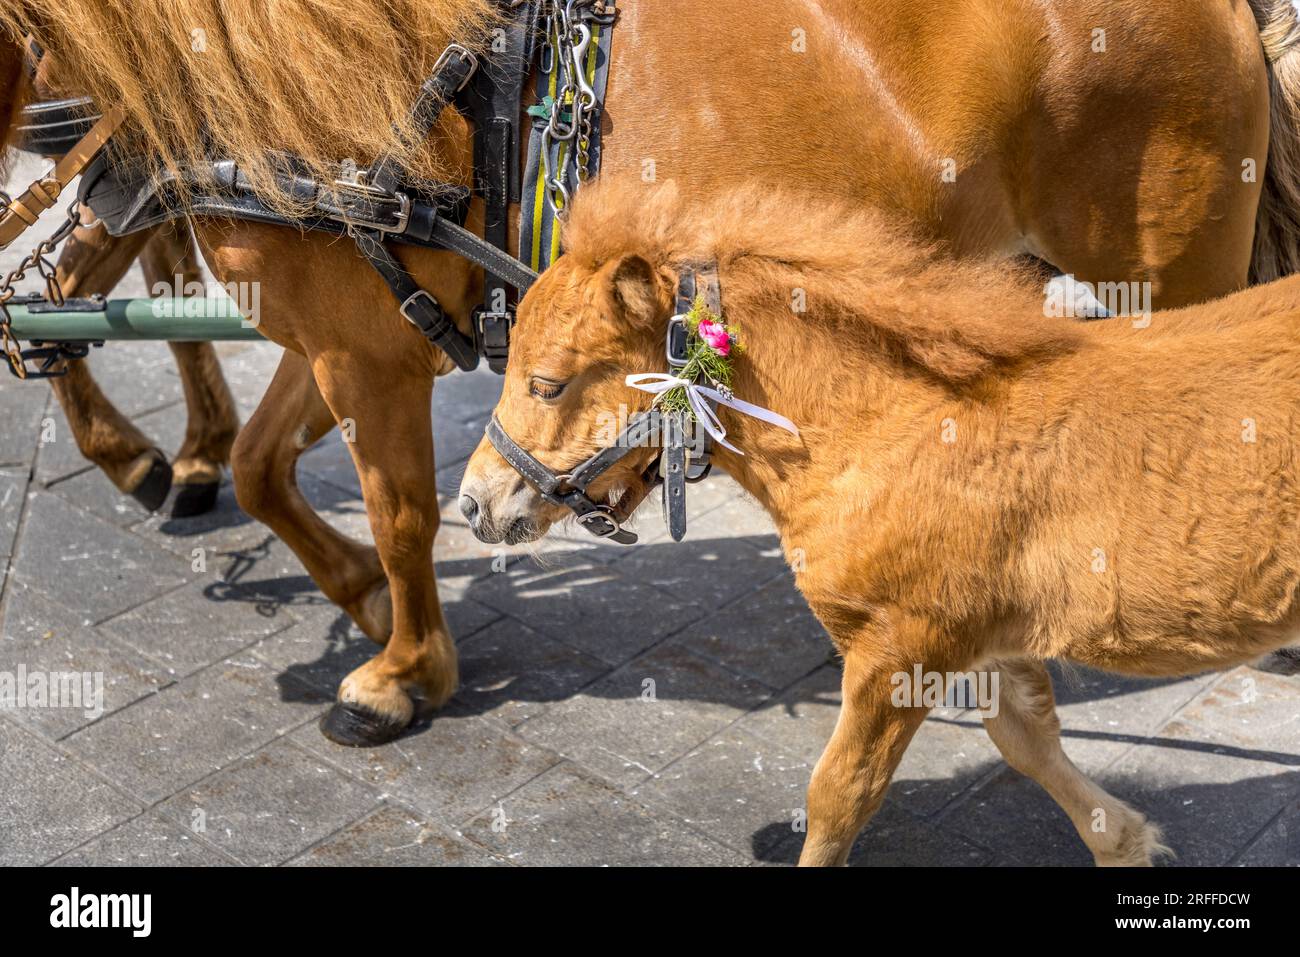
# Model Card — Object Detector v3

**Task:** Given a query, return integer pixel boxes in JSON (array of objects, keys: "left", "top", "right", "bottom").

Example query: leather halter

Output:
[
  {"left": 487, "top": 410, "right": 662, "bottom": 544},
  {"left": 485, "top": 263, "right": 720, "bottom": 544}
]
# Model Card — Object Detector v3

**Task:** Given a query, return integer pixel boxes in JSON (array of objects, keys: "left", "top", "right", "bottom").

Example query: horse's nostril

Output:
[{"left": 458, "top": 493, "right": 481, "bottom": 525}]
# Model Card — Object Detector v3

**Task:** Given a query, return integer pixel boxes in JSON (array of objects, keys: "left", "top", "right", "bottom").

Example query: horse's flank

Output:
[{"left": 0, "top": 0, "right": 497, "bottom": 210}]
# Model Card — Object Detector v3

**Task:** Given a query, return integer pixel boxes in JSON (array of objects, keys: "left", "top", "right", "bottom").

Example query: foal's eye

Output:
[{"left": 529, "top": 377, "right": 567, "bottom": 401}]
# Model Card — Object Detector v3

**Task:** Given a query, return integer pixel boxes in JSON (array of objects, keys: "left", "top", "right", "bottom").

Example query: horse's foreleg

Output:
[
  {"left": 138, "top": 223, "right": 241, "bottom": 516},
  {"left": 230, "top": 350, "right": 391, "bottom": 642},
  {"left": 310, "top": 351, "right": 454, "bottom": 747},
  {"left": 981, "top": 658, "right": 1169, "bottom": 866},
  {"left": 50, "top": 222, "right": 173, "bottom": 509},
  {"left": 798, "top": 628, "right": 936, "bottom": 866}
]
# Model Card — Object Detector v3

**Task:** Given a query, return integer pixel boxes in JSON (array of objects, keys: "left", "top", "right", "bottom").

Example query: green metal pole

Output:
[{"left": 5, "top": 298, "right": 265, "bottom": 342}]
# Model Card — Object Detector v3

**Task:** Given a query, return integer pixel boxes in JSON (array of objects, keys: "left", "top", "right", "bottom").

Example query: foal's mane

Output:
[
  {"left": 0, "top": 0, "right": 497, "bottom": 211},
  {"left": 563, "top": 181, "right": 1082, "bottom": 386}
]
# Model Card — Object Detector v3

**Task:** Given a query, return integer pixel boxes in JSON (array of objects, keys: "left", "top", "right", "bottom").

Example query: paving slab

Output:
[
  {"left": 1096, "top": 722, "right": 1300, "bottom": 866},
  {"left": 8, "top": 491, "right": 188, "bottom": 623},
  {"left": 663, "top": 572, "right": 832, "bottom": 689},
  {"left": 248, "top": 620, "right": 377, "bottom": 696},
  {"left": 735, "top": 662, "right": 842, "bottom": 764},
  {"left": 289, "top": 803, "right": 503, "bottom": 866},
  {"left": 155, "top": 738, "right": 381, "bottom": 865},
  {"left": 0, "top": 467, "right": 27, "bottom": 564},
  {"left": 0, "top": 718, "right": 141, "bottom": 865},
  {"left": 53, "top": 811, "right": 236, "bottom": 866},
  {"left": 0, "top": 378, "right": 49, "bottom": 469},
  {"left": 97, "top": 576, "right": 294, "bottom": 679},
  {"left": 64, "top": 654, "right": 330, "bottom": 804},
  {"left": 515, "top": 640, "right": 771, "bottom": 789},
  {"left": 467, "top": 553, "right": 707, "bottom": 665},
  {"left": 462, "top": 761, "right": 746, "bottom": 866},
  {"left": 631, "top": 726, "right": 812, "bottom": 858},
  {"left": 1233, "top": 795, "right": 1300, "bottom": 866},
  {"left": 0, "top": 580, "right": 171, "bottom": 739},
  {"left": 291, "top": 709, "right": 560, "bottom": 828},
  {"left": 764, "top": 798, "right": 993, "bottom": 867},
  {"left": 451, "top": 616, "right": 611, "bottom": 727},
  {"left": 1048, "top": 661, "right": 1220, "bottom": 774}
]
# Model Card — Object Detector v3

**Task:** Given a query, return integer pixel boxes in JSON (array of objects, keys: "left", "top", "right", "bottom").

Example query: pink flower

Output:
[{"left": 697, "top": 319, "right": 731, "bottom": 356}]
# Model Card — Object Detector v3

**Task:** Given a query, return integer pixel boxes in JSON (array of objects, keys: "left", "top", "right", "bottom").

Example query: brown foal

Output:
[
  {"left": 461, "top": 180, "right": 1300, "bottom": 865},
  {"left": 1, "top": 0, "right": 1297, "bottom": 744}
]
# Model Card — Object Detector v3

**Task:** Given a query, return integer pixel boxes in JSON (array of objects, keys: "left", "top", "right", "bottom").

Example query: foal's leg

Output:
[
  {"left": 309, "top": 351, "right": 454, "bottom": 746},
  {"left": 137, "top": 223, "right": 240, "bottom": 516},
  {"left": 50, "top": 222, "right": 174, "bottom": 509},
  {"left": 981, "top": 658, "right": 1169, "bottom": 866},
  {"left": 799, "top": 630, "right": 937, "bottom": 866},
  {"left": 230, "top": 350, "right": 391, "bottom": 642}
]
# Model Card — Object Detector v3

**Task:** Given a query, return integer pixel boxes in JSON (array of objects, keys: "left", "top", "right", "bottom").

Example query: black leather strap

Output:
[
  {"left": 427, "top": 215, "right": 538, "bottom": 292},
  {"left": 353, "top": 228, "right": 480, "bottom": 371},
  {"left": 661, "top": 412, "right": 688, "bottom": 541},
  {"left": 368, "top": 44, "right": 479, "bottom": 197},
  {"left": 459, "top": 0, "right": 541, "bottom": 372},
  {"left": 486, "top": 412, "right": 662, "bottom": 545}
]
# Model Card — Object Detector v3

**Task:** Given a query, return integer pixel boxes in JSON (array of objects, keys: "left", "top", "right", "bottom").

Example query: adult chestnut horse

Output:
[
  {"left": 459, "top": 179, "right": 1300, "bottom": 865},
  {"left": 4, "top": 52, "right": 239, "bottom": 516},
  {"left": 0, "top": 0, "right": 1295, "bottom": 747}
]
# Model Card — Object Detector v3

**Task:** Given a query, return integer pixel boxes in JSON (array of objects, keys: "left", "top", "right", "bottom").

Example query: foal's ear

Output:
[{"left": 609, "top": 254, "right": 670, "bottom": 324}]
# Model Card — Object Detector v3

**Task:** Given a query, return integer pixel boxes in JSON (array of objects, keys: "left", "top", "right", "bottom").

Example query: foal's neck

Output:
[{"left": 700, "top": 289, "right": 914, "bottom": 532}]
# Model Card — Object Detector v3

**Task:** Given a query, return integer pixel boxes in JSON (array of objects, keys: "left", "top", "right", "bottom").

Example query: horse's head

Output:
[{"left": 460, "top": 251, "right": 675, "bottom": 545}]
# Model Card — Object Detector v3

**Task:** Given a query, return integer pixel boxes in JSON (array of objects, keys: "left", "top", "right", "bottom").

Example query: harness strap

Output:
[
  {"left": 459, "top": 0, "right": 540, "bottom": 372},
  {"left": 353, "top": 228, "right": 481, "bottom": 371},
  {"left": 347, "top": 37, "right": 537, "bottom": 371},
  {"left": 367, "top": 44, "right": 479, "bottom": 197},
  {"left": 0, "top": 104, "right": 125, "bottom": 250}
]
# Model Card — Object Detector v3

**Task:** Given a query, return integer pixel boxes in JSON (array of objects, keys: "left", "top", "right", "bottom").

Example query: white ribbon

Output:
[{"left": 625, "top": 373, "right": 799, "bottom": 455}]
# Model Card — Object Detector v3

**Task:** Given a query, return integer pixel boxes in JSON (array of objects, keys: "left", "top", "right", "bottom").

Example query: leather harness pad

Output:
[{"left": 15, "top": 96, "right": 100, "bottom": 156}]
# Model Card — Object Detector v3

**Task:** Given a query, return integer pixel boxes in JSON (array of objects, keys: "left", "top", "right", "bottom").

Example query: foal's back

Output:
[{"left": 1005, "top": 279, "right": 1300, "bottom": 676}]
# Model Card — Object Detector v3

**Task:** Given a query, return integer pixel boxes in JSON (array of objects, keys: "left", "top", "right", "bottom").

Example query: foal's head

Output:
[{"left": 459, "top": 249, "right": 676, "bottom": 544}]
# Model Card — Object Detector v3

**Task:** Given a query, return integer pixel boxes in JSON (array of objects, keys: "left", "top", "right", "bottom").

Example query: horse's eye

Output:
[{"left": 530, "top": 377, "right": 567, "bottom": 401}]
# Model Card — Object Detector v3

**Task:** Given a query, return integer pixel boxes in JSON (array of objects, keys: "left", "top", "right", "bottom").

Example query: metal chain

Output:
[
  {"left": 538, "top": 0, "right": 608, "bottom": 215},
  {"left": 0, "top": 199, "right": 82, "bottom": 379}
]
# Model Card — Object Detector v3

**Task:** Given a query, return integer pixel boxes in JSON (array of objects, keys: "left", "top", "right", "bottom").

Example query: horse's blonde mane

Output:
[
  {"left": 0, "top": 0, "right": 496, "bottom": 210},
  {"left": 563, "top": 180, "right": 1082, "bottom": 385}
]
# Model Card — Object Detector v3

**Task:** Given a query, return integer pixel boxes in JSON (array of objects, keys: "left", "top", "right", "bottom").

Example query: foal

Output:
[{"left": 461, "top": 181, "right": 1300, "bottom": 865}]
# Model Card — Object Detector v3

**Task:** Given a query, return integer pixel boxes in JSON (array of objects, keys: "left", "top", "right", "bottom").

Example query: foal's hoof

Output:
[
  {"left": 172, "top": 480, "right": 221, "bottom": 518},
  {"left": 319, "top": 702, "right": 409, "bottom": 747},
  {"left": 128, "top": 455, "right": 173, "bottom": 513}
]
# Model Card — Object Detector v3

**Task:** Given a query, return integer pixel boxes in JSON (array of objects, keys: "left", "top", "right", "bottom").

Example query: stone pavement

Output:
[{"left": 1, "top": 160, "right": 1298, "bottom": 867}]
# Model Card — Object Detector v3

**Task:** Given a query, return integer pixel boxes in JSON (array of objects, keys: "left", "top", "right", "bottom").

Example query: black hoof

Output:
[
  {"left": 1253, "top": 647, "right": 1300, "bottom": 676},
  {"left": 171, "top": 480, "right": 221, "bottom": 518},
  {"left": 129, "top": 456, "right": 173, "bottom": 513},
  {"left": 319, "top": 702, "right": 409, "bottom": 747}
]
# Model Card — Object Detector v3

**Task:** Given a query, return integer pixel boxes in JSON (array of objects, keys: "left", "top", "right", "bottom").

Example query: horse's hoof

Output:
[
  {"left": 171, "top": 480, "right": 220, "bottom": 518},
  {"left": 318, "top": 702, "right": 409, "bottom": 747},
  {"left": 1253, "top": 647, "right": 1300, "bottom": 676},
  {"left": 128, "top": 455, "right": 173, "bottom": 513}
]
